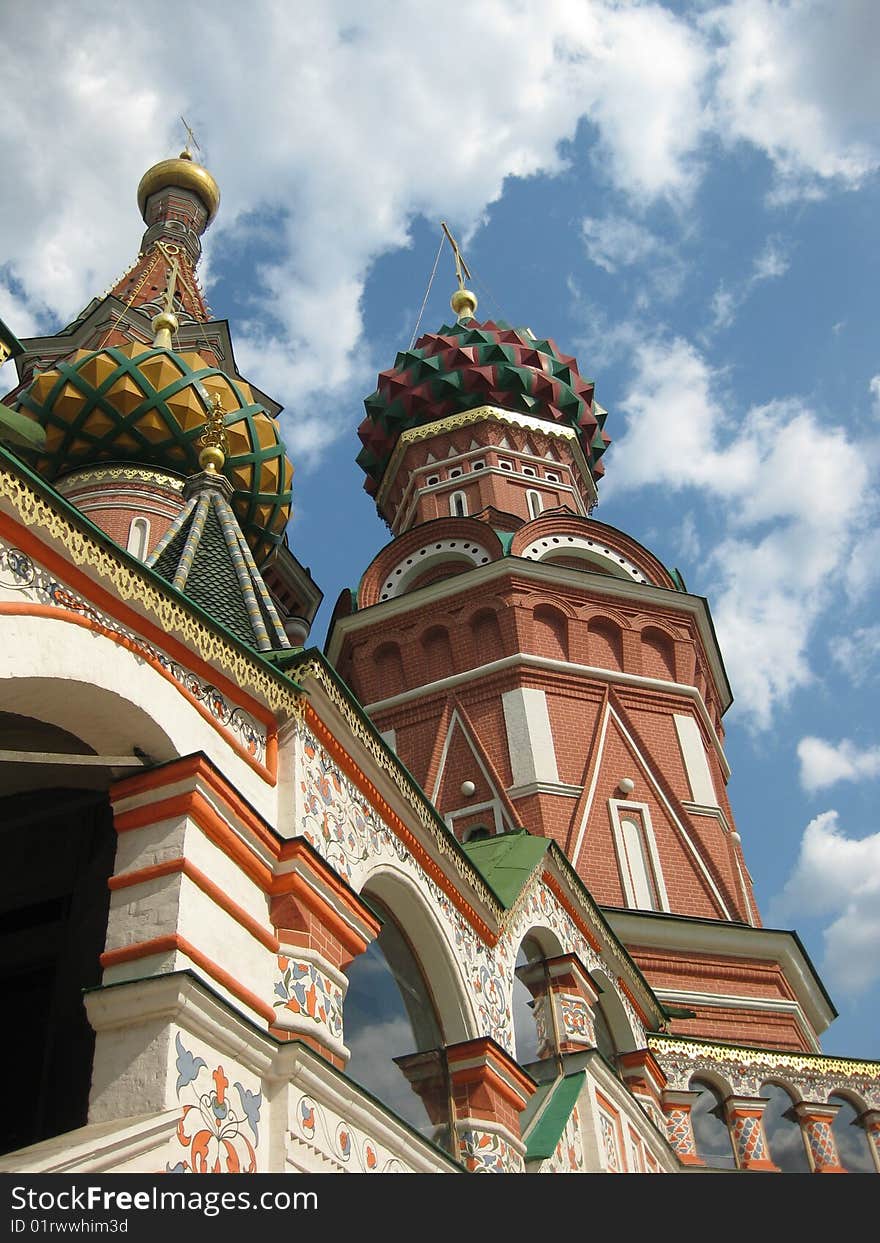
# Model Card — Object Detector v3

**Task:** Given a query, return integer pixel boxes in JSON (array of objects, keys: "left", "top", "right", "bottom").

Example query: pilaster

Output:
[
  {"left": 723, "top": 1096, "right": 778, "bottom": 1172},
  {"left": 791, "top": 1102, "right": 846, "bottom": 1173}
]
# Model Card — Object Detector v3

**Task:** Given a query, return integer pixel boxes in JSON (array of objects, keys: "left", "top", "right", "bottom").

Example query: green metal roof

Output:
[
  {"left": 461, "top": 830, "right": 551, "bottom": 908},
  {"left": 524, "top": 1071, "right": 585, "bottom": 1162},
  {"left": 0, "top": 402, "right": 46, "bottom": 451}
]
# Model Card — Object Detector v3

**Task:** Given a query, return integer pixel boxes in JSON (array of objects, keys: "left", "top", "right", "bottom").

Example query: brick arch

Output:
[
  {"left": 373, "top": 640, "right": 405, "bottom": 698},
  {"left": 509, "top": 514, "right": 676, "bottom": 589},
  {"left": 357, "top": 519, "right": 505, "bottom": 607}
]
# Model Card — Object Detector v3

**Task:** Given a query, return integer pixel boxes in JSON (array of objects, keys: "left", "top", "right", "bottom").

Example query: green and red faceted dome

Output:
[
  {"left": 357, "top": 317, "right": 610, "bottom": 496},
  {"left": 13, "top": 341, "right": 292, "bottom": 566}
]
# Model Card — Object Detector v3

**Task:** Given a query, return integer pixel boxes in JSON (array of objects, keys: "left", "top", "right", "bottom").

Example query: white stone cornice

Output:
[
  {"left": 654, "top": 988, "right": 822, "bottom": 1052},
  {"left": 602, "top": 910, "right": 837, "bottom": 1037}
]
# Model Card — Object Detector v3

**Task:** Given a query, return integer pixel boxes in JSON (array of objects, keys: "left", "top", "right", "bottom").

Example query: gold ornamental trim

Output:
[
  {"left": 55, "top": 465, "right": 186, "bottom": 493},
  {"left": 648, "top": 1033, "right": 880, "bottom": 1080},
  {"left": 0, "top": 463, "right": 303, "bottom": 717}
]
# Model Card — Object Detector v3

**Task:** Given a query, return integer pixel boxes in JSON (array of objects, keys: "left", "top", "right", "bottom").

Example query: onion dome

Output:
[
  {"left": 137, "top": 149, "right": 221, "bottom": 227},
  {"left": 357, "top": 318, "right": 610, "bottom": 497},
  {"left": 12, "top": 342, "right": 292, "bottom": 567}
]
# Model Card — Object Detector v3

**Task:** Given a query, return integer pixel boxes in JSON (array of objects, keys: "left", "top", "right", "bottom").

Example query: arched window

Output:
[
  {"left": 760, "top": 1083, "right": 810, "bottom": 1172},
  {"left": 469, "top": 608, "right": 502, "bottom": 664},
  {"left": 610, "top": 803, "right": 667, "bottom": 912},
  {"left": 374, "top": 641, "right": 404, "bottom": 698},
  {"left": 533, "top": 604, "right": 568, "bottom": 661},
  {"left": 126, "top": 516, "right": 151, "bottom": 561},
  {"left": 449, "top": 490, "right": 468, "bottom": 517},
  {"left": 526, "top": 489, "right": 543, "bottom": 520},
  {"left": 830, "top": 1094, "right": 875, "bottom": 1172},
  {"left": 421, "top": 625, "right": 453, "bottom": 683},
  {"left": 689, "top": 1079, "right": 736, "bottom": 1169},
  {"left": 588, "top": 617, "right": 623, "bottom": 671},
  {"left": 343, "top": 901, "right": 450, "bottom": 1151},
  {"left": 641, "top": 626, "right": 675, "bottom": 680},
  {"left": 513, "top": 938, "right": 544, "bottom": 1067}
]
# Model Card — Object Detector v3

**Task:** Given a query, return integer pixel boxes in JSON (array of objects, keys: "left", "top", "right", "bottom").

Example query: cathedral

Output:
[{"left": 0, "top": 146, "right": 877, "bottom": 1176}]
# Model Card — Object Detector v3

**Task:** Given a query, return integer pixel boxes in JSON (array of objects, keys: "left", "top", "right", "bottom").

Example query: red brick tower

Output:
[{"left": 328, "top": 274, "right": 835, "bottom": 1056}]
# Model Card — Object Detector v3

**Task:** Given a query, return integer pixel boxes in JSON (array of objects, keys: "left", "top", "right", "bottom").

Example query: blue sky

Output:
[{"left": 2, "top": 1, "right": 878, "bottom": 1060}]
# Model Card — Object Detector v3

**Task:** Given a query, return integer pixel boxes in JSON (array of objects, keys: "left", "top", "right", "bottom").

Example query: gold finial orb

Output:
[
  {"left": 198, "top": 443, "right": 226, "bottom": 473},
  {"left": 151, "top": 310, "right": 179, "bottom": 348},
  {"left": 137, "top": 154, "right": 221, "bottom": 226},
  {"left": 451, "top": 288, "right": 478, "bottom": 321}
]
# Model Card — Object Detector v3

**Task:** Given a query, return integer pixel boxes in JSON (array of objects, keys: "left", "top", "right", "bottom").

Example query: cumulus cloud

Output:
[
  {"left": 797, "top": 737, "right": 880, "bottom": 793},
  {"left": 605, "top": 337, "right": 873, "bottom": 727},
  {"left": 706, "top": 0, "right": 880, "bottom": 200},
  {"left": 769, "top": 811, "right": 880, "bottom": 995}
]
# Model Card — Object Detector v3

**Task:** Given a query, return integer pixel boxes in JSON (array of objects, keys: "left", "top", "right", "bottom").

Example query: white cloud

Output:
[
  {"left": 706, "top": 0, "right": 880, "bottom": 200},
  {"left": 832, "top": 625, "right": 880, "bottom": 680},
  {"left": 605, "top": 337, "right": 873, "bottom": 727},
  {"left": 870, "top": 375, "right": 880, "bottom": 416},
  {"left": 797, "top": 737, "right": 880, "bottom": 793},
  {"left": 581, "top": 216, "right": 663, "bottom": 273},
  {"left": 0, "top": 1, "right": 716, "bottom": 460},
  {"left": 769, "top": 810, "right": 880, "bottom": 995},
  {"left": 709, "top": 236, "right": 790, "bottom": 331}
]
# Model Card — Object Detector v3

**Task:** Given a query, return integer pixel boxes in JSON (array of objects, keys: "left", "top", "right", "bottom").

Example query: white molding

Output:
[
  {"left": 602, "top": 910, "right": 836, "bottom": 1035},
  {"left": 362, "top": 650, "right": 730, "bottom": 779},
  {"left": 682, "top": 802, "right": 732, "bottom": 833},
  {"left": 654, "top": 988, "right": 822, "bottom": 1053},
  {"left": 507, "top": 780, "right": 582, "bottom": 799},
  {"left": 608, "top": 798, "right": 670, "bottom": 913}
]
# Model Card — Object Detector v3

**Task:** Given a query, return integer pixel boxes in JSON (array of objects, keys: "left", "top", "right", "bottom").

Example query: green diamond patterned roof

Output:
[{"left": 13, "top": 341, "right": 292, "bottom": 567}]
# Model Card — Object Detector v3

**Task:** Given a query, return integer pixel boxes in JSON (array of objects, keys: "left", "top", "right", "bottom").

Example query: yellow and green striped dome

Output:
[{"left": 14, "top": 342, "right": 292, "bottom": 566}]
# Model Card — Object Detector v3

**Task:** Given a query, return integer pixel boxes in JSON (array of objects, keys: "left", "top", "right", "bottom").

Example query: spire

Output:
[
  {"left": 441, "top": 222, "right": 478, "bottom": 322},
  {"left": 106, "top": 136, "right": 220, "bottom": 327}
]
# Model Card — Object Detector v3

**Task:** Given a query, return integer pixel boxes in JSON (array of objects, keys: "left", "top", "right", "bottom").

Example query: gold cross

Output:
[
  {"left": 440, "top": 222, "right": 472, "bottom": 291},
  {"left": 180, "top": 116, "right": 201, "bottom": 157}
]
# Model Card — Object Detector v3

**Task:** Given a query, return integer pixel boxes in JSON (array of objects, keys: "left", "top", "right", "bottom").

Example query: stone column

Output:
[
  {"left": 515, "top": 953, "right": 599, "bottom": 1059},
  {"left": 269, "top": 838, "right": 381, "bottom": 1069},
  {"left": 857, "top": 1108, "right": 880, "bottom": 1173},
  {"left": 723, "top": 1096, "right": 778, "bottom": 1172},
  {"left": 445, "top": 1037, "right": 536, "bottom": 1173},
  {"left": 660, "top": 1090, "right": 703, "bottom": 1166},
  {"left": 791, "top": 1102, "right": 846, "bottom": 1173},
  {"left": 618, "top": 1049, "right": 668, "bottom": 1131}
]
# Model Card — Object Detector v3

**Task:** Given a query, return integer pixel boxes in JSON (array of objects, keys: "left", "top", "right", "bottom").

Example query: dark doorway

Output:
[{"left": 0, "top": 787, "right": 116, "bottom": 1155}]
